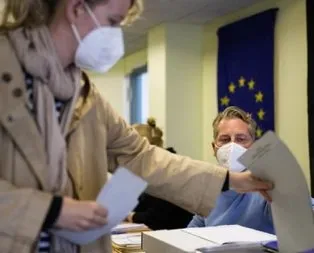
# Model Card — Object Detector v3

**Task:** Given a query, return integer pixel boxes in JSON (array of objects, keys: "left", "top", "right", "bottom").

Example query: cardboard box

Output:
[
  {"left": 141, "top": 226, "right": 277, "bottom": 253},
  {"left": 142, "top": 229, "right": 212, "bottom": 253}
]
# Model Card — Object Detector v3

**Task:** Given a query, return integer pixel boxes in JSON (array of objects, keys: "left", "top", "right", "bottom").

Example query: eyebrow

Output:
[
  {"left": 218, "top": 133, "right": 250, "bottom": 138},
  {"left": 235, "top": 133, "right": 250, "bottom": 137},
  {"left": 217, "top": 135, "right": 231, "bottom": 139}
]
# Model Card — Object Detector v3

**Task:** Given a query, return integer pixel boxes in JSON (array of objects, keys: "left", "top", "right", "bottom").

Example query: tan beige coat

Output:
[{"left": 0, "top": 34, "right": 227, "bottom": 253}]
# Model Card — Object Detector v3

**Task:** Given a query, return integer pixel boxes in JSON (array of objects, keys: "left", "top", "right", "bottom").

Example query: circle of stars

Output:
[{"left": 220, "top": 76, "right": 266, "bottom": 138}]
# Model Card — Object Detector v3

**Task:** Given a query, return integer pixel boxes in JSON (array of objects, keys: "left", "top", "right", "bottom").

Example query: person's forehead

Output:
[{"left": 217, "top": 118, "right": 250, "bottom": 134}]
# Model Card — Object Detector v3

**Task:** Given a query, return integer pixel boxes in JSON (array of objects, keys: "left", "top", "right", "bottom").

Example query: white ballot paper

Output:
[
  {"left": 52, "top": 167, "right": 148, "bottom": 245},
  {"left": 238, "top": 131, "right": 314, "bottom": 253}
]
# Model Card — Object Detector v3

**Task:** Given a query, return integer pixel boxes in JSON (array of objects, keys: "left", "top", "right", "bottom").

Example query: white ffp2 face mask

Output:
[
  {"left": 71, "top": 3, "right": 125, "bottom": 73},
  {"left": 216, "top": 142, "right": 247, "bottom": 172}
]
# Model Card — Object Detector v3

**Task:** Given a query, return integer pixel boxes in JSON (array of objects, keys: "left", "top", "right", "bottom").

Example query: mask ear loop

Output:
[
  {"left": 71, "top": 24, "right": 82, "bottom": 42},
  {"left": 83, "top": 1, "right": 102, "bottom": 28},
  {"left": 71, "top": 2, "right": 101, "bottom": 43}
]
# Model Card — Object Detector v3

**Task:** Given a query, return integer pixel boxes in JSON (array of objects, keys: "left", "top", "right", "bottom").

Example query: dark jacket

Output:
[{"left": 132, "top": 147, "right": 193, "bottom": 230}]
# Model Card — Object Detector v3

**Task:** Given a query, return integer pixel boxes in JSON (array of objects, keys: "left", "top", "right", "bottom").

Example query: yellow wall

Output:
[
  {"left": 202, "top": 0, "right": 309, "bottom": 184},
  {"left": 148, "top": 24, "right": 204, "bottom": 159}
]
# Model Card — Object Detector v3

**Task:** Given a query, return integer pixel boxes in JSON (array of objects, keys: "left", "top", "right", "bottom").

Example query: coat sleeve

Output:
[
  {"left": 0, "top": 178, "right": 52, "bottom": 249},
  {"left": 101, "top": 97, "right": 227, "bottom": 217}
]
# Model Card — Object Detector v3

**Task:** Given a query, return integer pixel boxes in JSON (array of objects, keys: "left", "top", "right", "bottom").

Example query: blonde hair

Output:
[
  {"left": 212, "top": 106, "right": 257, "bottom": 140},
  {"left": 132, "top": 117, "right": 163, "bottom": 147},
  {"left": 0, "top": 0, "right": 143, "bottom": 31}
]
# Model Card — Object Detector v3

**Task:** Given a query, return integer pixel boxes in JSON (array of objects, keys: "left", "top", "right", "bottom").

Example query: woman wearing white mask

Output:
[
  {"left": 188, "top": 106, "right": 274, "bottom": 234},
  {"left": 0, "top": 1, "right": 273, "bottom": 253}
]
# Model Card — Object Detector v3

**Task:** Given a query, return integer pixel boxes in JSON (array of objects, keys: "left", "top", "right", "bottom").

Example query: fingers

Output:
[
  {"left": 229, "top": 171, "right": 274, "bottom": 193},
  {"left": 127, "top": 212, "right": 135, "bottom": 223},
  {"left": 91, "top": 215, "right": 108, "bottom": 227},
  {"left": 55, "top": 198, "right": 109, "bottom": 232},
  {"left": 252, "top": 177, "right": 273, "bottom": 191},
  {"left": 76, "top": 217, "right": 107, "bottom": 231},
  {"left": 243, "top": 171, "right": 274, "bottom": 191},
  {"left": 87, "top": 203, "right": 108, "bottom": 228},
  {"left": 259, "top": 190, "right": 272, "bottom": 202},
  {"left": 77, "top": 219, "right": 94, "bottom": 231},
  {"left": 94, "top": 204, "right": 108, "bottom": 218},
  {"left": 76, "top": 213, "right": 108, "bottom": 231},
  {"left": 72, "top": 215, "right": 108, "bottom": 231},
  {"left": 73, "top": 202, "right": 108, "bottom": 231}
]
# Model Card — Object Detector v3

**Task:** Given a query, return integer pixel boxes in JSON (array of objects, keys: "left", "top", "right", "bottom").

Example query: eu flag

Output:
[{"left": 217, "top": 9, "right": 278, "bottom": 138}]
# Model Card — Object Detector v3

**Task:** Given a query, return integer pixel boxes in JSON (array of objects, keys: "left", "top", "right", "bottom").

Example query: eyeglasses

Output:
[{"left": 215, "top": 134, "right": 252, "bottom": 148}]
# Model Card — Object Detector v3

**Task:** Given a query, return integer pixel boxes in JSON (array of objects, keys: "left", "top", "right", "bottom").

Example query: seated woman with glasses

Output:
[{"left": 188, "top": 106, "right": 275, "bottom": 234}]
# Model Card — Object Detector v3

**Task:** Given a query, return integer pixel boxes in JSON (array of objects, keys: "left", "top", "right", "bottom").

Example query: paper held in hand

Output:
[
  {"left": 238, "top": 131, "right": 314, "bottom": 253},
  {"left": 51, "top": 167, "right": 148, "bottom": 245}
]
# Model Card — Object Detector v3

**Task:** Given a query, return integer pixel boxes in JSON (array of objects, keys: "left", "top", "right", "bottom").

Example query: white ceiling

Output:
[
  {"left": 0, "top": 0, "right": 263, "bottom": 55},
  {"left": 124, "top": 0, "right": 263, "bottom": 55}
]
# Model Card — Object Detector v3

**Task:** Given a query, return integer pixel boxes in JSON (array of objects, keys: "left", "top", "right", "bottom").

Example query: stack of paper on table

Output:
[
  {"left": 112, "top": 223, "right": 149, "bottom": 234},
  {"left": 142, "top": 225, "right": 276, "bottom": 253},
  {"left": 112, "top": 233, "right": 144, "bottom": 253}
]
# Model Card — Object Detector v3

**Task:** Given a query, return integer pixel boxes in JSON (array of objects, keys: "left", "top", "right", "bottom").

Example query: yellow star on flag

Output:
[
  {"left": 257, "top": 109, "right": 265, "bottom": 120},
  {"left": 228, "top": 83, "right": 236, "bottom": 93},
  {"left": 256, "top": 127, "right": 263, "bottom": 138},
  {"left": 220, "top": 96, "right": 230, "bottom": 106},
  {"left": 248, "top": 79, "right": 255, "bottom": 90},
  {"left": 239, "top": 77, "right": 246, "bottom": 87},
  {"left": 255, "top": 91, "right": 264, "bottom": 103}
]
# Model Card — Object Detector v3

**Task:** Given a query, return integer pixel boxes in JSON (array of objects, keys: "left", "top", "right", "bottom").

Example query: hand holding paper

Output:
[
  {"left": 54, "top": 197, "right": 108, "bottom": 232},
  {"left": 229, "top": 170, "right": 273, "bottom": 197},
  {"left": 238, "top": 131, "right": 314, "bottom": 253},
  {"left": 52, "top": 168, "right": 148, "bottom": 245}
]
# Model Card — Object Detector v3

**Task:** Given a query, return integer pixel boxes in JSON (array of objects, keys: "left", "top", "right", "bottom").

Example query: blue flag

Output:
[{"left": 217, "top": 9, "right": 278, "bottom": 138}]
